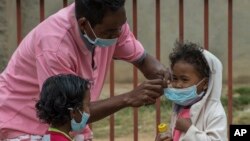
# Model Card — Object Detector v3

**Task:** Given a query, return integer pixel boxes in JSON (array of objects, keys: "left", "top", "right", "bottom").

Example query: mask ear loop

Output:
[
  {"left": 201, "top": 77, "right": 209, "bottom": 91},
  {"left": 196, "top": 78, "right": 208, "bottom": 95},
  {"left": 77, "top": 109, "right": 83, "bottom": 116},
  {"left": 68, "top": 108, "right": 84, "bottom": 119},
  {"left": 87, "top": 21, "right": 97, "bottom": 39},
  {"left": 196, "top": 78, "right": 206, "bottom": 87}
]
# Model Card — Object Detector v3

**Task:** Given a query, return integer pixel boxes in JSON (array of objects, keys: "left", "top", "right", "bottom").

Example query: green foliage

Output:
[
  {"left": 221, "top": 87, "right": 250, "bottom": 124},
  {"left": 221, "top": 96, "right": 228, "bottom": 107},
  {"left": 234, "top": 87, "right": 250, "bottom": 94},
  {"left": 92, "top": 97, "right": 172, "bottom": 139},
  {"left": 221, "top": 87, "right": 250, "bottom": 110},
  {"left": 234, "top": 109, "right": 250, "bottom": 124}
]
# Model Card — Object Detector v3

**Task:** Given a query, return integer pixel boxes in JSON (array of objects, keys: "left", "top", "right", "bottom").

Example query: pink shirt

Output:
[
  {"left": 0, "top": 3, "right": 144, "bottom": 139},
  {"left": 173, "top": 108, "right": 190, "bottom": 141}
]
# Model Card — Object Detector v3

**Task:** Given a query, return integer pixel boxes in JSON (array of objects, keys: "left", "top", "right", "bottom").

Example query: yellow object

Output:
[{"left": 158, "top": 123, "right": 168, "bottom": 133}]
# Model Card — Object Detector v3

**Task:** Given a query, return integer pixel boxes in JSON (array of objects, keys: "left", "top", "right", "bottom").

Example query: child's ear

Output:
[{"left": 69, "top": 109, "right": 77, "bottom": 119}]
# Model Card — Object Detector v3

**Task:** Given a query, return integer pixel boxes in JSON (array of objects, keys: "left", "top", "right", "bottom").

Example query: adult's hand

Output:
[
  {"left": 125, "top": 79, "right": 164, "bottom": 107},
  {"left": 134, "top": 53, "right": 171, "bottom": 88}
]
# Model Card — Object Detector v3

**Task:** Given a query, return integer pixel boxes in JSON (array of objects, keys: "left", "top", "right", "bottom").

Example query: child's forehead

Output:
[
  {"left": 172, "top": 60, "right": 194, "bottom": 68},
  {"left": 172, "top": 61, "right": 201, "bottom": 77}
]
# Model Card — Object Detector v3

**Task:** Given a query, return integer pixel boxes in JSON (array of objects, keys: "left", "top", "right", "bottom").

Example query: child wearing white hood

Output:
[{"left": 156, "top": 41, "right": 228, "bottom": 141}]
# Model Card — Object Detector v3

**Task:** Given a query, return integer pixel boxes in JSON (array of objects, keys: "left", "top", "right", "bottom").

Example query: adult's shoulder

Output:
[{"left": 33, "top": 3, "right": 80, "bottom": 53}]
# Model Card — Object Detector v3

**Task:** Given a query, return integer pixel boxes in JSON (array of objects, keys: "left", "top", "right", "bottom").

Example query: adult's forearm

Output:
[
  {"left": 88, "top": 78, "right": 165, "bottom": 123},
  {"left": 134, "top": 53, "right": 167, "bottom": 80},
  {"left": 88, "top": 93, "right": 129, "bottom": 123}
]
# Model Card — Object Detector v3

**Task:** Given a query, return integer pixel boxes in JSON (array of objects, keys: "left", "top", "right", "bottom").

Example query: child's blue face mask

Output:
[
  {"left": 82, "top": 22, "right": 117, "bottom": 47},
  {"left": 71, "top": 109, "right": 90, "bottom": 132},
  {"left": 164, "top": 79, "right": 205, "bottom": 106}
]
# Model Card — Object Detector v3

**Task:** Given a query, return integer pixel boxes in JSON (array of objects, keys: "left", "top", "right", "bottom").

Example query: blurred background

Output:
[{"left": 0, "top": 0, "right": 249, "bottom": 140}]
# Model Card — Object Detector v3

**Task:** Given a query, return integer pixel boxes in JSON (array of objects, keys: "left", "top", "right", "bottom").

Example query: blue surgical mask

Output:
[
  {"left": 164, "top": 79, "right": 205, "bottom": 106},
  {"left": 82, "top": 22, "right": 118, "bottom": 47},
  {"left": 71, "top": 110, "right": 90, "bottom": 132}
]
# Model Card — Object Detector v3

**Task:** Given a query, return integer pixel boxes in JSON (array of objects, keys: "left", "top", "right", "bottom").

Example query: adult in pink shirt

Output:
[{"left": 0, "top": 0, "right": 169, "bottom": 140}]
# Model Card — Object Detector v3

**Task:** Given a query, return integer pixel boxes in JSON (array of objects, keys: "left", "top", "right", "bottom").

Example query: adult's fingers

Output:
[
  {"left": 144, "top": 79, "right": 164, "bottom": 85},
  {"left": 162, "top": 68, "right": 172, "bottom": 88},
  {"left": 141, "top": 83, "right": 163, "bottom": 94},
  {"left": 144, "top": 88, "right": 163, "bottom": 99},
  {"left": 143, "top": 95, "right": 156, "bottom": 105}
]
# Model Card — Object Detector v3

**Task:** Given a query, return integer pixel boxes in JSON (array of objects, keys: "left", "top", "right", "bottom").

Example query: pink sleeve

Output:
[
  {"left": 36, "top": 51, "right": 77, "bottom": 90},
  {"left": 113, "top": 23, "right": 145, "bottom": 63}
]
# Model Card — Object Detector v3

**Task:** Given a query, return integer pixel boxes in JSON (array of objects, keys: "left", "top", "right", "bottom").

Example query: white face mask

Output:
[{"left": 82, "top": 22, "right": 118, "bottom": 47}]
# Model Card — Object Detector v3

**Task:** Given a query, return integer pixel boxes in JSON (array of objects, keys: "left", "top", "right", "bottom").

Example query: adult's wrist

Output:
[{"left": 121, "top": 92, "right": 133, "bottom": 107}]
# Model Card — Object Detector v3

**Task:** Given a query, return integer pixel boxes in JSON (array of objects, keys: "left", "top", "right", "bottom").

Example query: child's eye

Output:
[
  {"left": 172, "top": 77, "right": 177, "bottom": 80},
  {"left": 171, "top": 79, "right": 177, "bottom": 83},
  {"left": 182, "top": 79, "right": 189, "bottom": 82}
]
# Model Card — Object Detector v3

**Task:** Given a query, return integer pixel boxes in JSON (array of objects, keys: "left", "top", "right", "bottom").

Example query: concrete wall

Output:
[
  {"left": 0, "top": 0, "right": 249, "bottom": 84},
  {"left": 0, "top": 0, "right": 10, "bottom": 70}
]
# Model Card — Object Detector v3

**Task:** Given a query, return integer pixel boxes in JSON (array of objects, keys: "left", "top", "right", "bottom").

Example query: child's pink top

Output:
[{"left": 173, "top": 108, "right": 190, "bottom": 141}]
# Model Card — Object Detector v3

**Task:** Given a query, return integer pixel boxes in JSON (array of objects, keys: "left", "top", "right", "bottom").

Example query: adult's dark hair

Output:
[
  {"left": 35, "top": 74, "right": 89, "bottom": 126},
  {"left": 75, "top": 0, "right": 125, "bottom": 27},
  {"left": 169, "top": 41, "right": 210, "bottom": 78}
]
